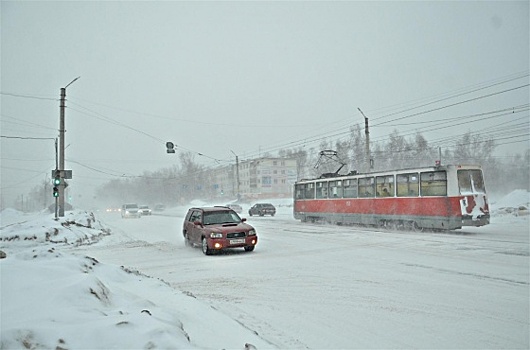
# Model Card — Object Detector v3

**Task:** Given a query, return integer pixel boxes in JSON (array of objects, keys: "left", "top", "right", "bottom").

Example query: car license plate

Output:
[{"left": 230, "top": 239, "right": 245, "bottom": 245}]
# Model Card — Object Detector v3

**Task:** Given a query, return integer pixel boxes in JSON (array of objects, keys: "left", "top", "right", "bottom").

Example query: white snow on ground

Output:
[
  {"left": 490, "top": 189, "right": 530, "bottom": 216},
  {"left": 0, "top": 211, "right": 268, "bottom": 349},
  {"left": 1, "top": 191, "right": 529, "bottom": 349}
]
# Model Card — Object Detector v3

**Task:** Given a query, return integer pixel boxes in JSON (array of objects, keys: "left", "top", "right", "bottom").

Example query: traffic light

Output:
[
  {"left": 52, "top": 174, "right": 60, "bottom": 197},
  {"left": 166, "top": 141, "right": 175, "bottom": 154}
]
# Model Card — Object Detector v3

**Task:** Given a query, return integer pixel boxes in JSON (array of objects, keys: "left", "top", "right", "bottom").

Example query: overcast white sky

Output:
[{"left": 1, "top": 1, "right": 529, "bottom": 208}]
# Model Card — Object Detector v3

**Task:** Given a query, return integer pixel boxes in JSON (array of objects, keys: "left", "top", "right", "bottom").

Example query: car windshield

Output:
[{"left": 203, "top": 211, "right": 241, "bottom": 225}]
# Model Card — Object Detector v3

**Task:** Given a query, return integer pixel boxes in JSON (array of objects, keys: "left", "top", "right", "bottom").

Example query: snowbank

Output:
[
  {"left": 491, "top": 189, "right": 530, "bottom": 216},
  {"left": 0, "top": 210, "right": 271, "bottom": 349},
  {"left": 0, "top": 210, "right": 110, "bottom": 248}
]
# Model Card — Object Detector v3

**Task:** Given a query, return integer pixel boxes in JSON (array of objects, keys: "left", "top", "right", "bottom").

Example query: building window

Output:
[{"left": 262, "top": 176, "right": 271, "bottom": 187}]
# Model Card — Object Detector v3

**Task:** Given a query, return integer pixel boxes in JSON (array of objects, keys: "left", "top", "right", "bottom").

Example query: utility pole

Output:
[
  {"left": 358, "top": 108, "right": 371, "bottom": 173},
  {"left": 58, "top": 77, "right": 80, "bottom": 216},
  {"left": 230, "top": 150, "right": 240, "bottom": 201},
  {"left": 54, "top": 137, "right": 59, "bottom": 219}
]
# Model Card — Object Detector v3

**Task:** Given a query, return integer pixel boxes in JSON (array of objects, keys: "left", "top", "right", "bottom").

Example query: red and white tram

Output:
[{"left": 293, "top": 164, "right": 489, "bottom": 230}]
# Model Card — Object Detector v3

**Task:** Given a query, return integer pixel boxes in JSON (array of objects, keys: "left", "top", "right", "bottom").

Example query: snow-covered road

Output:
[{"left": 69, "top": 207, "right": 530, "bottom": 349}]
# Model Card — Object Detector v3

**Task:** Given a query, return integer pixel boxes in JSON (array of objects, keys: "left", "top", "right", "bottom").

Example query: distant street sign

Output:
[{"left": 52, "top": 170, "right": 73, "bottom": 179}]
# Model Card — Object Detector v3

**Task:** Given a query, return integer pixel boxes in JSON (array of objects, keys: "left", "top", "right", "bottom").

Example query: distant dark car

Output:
[
  {"left": 182, "top": 206, "right": 258, "bottom": 255},
  {"left": 138, "top": 205, "right": 152, "bottom": 216},
  {"left": 248, "top": 203, "right": 276, "bottom": 217}
]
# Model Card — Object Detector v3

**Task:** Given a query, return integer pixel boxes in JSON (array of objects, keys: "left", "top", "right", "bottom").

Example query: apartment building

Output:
[{"left": 214, "top": 157, "right": 297, "bottom": 200}]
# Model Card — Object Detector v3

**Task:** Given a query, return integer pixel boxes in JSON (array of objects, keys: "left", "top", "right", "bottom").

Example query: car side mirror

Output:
[
  {"left": 241, "top": 218, "right": 247, "bottom": 222},
  {"left": 193, "top": 220, "right": 202, "bottom": 227}
]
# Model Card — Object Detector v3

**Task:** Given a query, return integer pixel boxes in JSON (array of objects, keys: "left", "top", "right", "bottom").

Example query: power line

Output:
[
  {"left": 67, "top": 101, "right": 225, "bottom": 162},
  {"left": 371, "top": 84, "right": 530, "bottom": 127},
  {"left": 0, "top": 91, "right": 57, "bottom": 101},
  {"left": 1, "top": 135, "right": 56, "bottom": 140},
  {"left": 1, "top": 114, "right": 58, "bottom": 131},
  {"left": 369, "top": 71, "right": 529, "bottom": 121},
  {"left": 68, "top": 95, "right": 309, "bottom": 129}
]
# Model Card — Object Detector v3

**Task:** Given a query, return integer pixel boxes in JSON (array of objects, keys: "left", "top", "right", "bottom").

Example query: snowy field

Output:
[{"left": 1, "top": 190, "right": 529, "bottom": 349}]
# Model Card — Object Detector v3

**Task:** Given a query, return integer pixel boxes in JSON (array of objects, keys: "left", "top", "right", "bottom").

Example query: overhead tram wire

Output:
[
  {"left": 66, "top": 101, "right": 224, "bottom": 163},
  {"left": 241, "top": 83, "right": 529, "bottom": 160},
  {"left": 0, "top": 91, "right": 57, "bottom": 101},
  {"left": 69, "top": 98, "right": 353, "bottom": 164},
  {"left": 62, "top": 72, "right": 528, "bottom": 164},
  {"left": 3, "top": 71, "right": 527, "bottom": 159},
  {"left": 67, "top": 95, "right": 306, "bottom": 129},
  {"left": 67, "top": 95, "right": 344, "bottom": 165},
  {"left": 34, "top": 72, "right": 526, "bottom": 168},
  {"left": 320, "top": 71, "right": 529, "bottom": 128},
  {"left": 67, "top": 94, "right": 360, "bottom": 161},
  {"left": 1, "top": 114, "right": 58, "bottom": 131},
  {"left": 425, "top": 109, "right": 529, "bottom": 145},
  {"left": 375, "top": 104, "right": 529, "bottom": 127},
  {"left": 367, "top": 71, "right": 529, "bottom": 121},
  {"left": 1, "top": 136, "right": 56, "bottom": 140},
  {"left": 365, "top": 105, "right": 529, "bottom": 150},
  {"left": 371, "top": 84, "right": 530, "bottom": 127}
]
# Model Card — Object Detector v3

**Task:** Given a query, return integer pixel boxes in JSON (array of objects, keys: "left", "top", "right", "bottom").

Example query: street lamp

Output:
[
  {"left": 230, "top": 150, "right": 240, "bottom": 201},
  {"left": 58, "top": 76, "right": 80, "bottom": 217}
]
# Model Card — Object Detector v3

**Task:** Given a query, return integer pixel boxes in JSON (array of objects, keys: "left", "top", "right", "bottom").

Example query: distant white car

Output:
[
  {"left": 121, "top": 203, "right": 141, "bottom": 218},
  {"left": 225, "top": 203, "right": 242, "bottom": 213},
  {"left": 139, "top": 205, "right": 152, "bottom": 216}
]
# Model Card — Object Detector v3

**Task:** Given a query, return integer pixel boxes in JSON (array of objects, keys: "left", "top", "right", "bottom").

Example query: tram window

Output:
[
  {"left": 343, "top": 179, "right": 358, "bottom": 198},
  {"left": 295, "top": 184, "right": 304, "bottom": 199},
  {"left": 359, "top": 177, "right": 375, "bottom": 198},
  {"left": 420, "top": 171, "right": 447, "bottom": 196},
  {"left": 329, "top": 180, "right": 343, "bottom": 198},
  {"left": 304, "top": 183, "right": 315, "bottom": 199},
  {"left": 376, "top": 175, "right": 394, "bottom": 197},
  {"left": 397, "top": 173, "right": 419, "bottom": 197},
  {"left": 458, "top": 169, "right": 485, "bottom": 194},
  {"left": 316, "top": 181, "right": 329, "bottom": 199},
  {"left": 296, "top": 184, "right": 309, "bottom": 199}
]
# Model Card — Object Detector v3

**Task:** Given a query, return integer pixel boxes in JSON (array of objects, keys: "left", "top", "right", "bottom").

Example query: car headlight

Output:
[
  {"left": 210, "top": 232, "right": 223, "bottom": 238},
  {"left": 248, "top": 229, "right": 256, "bottom": 236}
]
